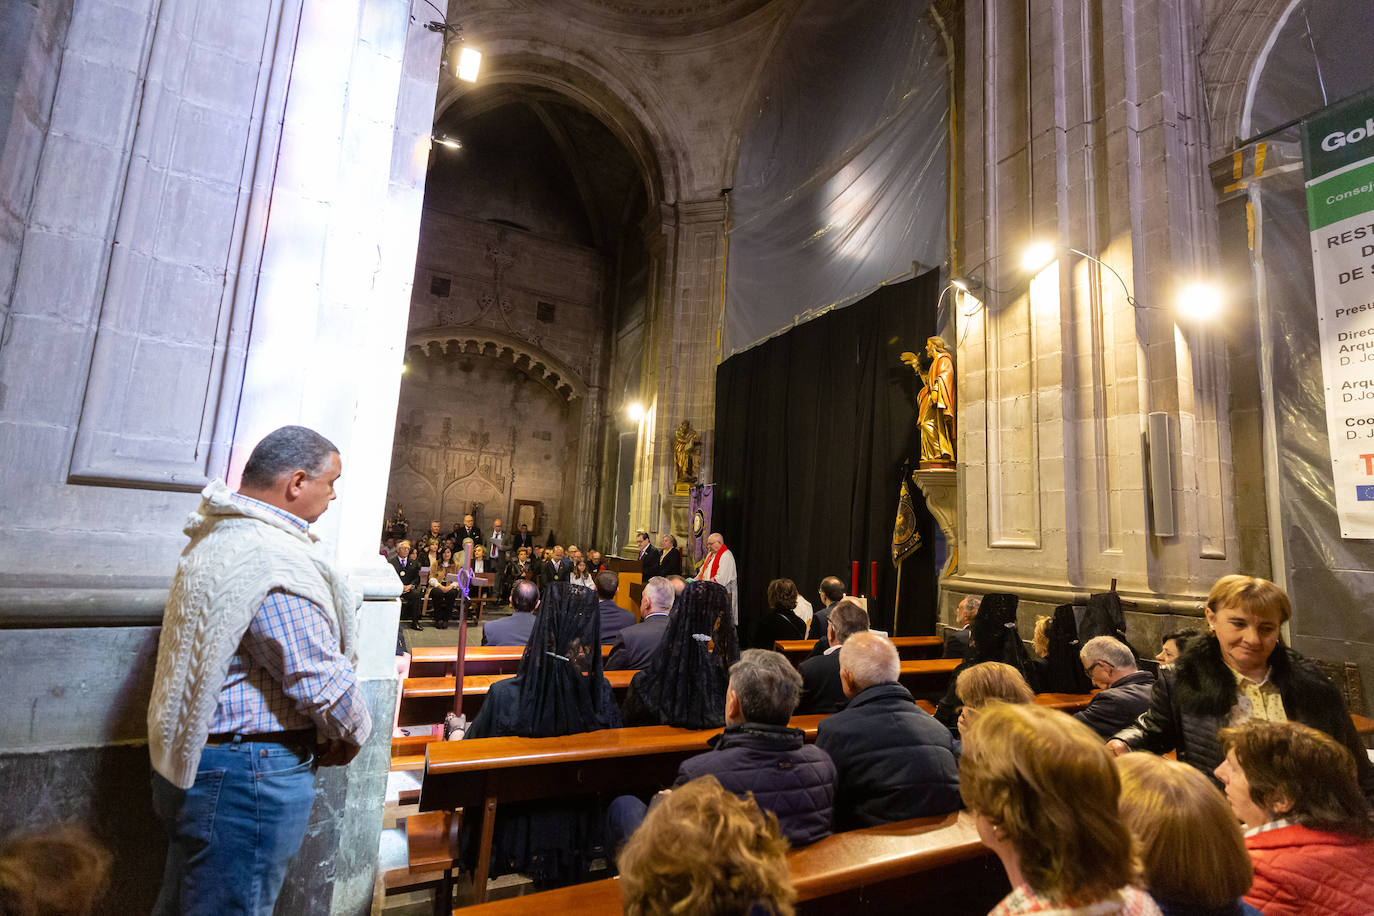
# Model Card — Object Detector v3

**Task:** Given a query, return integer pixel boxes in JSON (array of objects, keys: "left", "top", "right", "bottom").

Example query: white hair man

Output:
[
  {"left": 942, "top": 594, "right": 981, "bottom": 660},
  {"left": 606, "top": 576, "right": 675, "bottom": 670},
  {"left": 701, "top": 532, "right": 738, "bottom": 624},
  {"left": 814, "top": 632, "right": 960, "bottom": 829},
  {"left": 1074, "top": 636, "right": 1155, "bottom": 738}
]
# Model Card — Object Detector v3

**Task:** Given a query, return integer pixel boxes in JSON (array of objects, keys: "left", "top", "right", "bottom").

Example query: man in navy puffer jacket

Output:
[
  {"left": 816, "top": 632, "right": 961, "bottom": 829},
  {"left": 608, "top": 649, "right": 836, "bottom": 851}
]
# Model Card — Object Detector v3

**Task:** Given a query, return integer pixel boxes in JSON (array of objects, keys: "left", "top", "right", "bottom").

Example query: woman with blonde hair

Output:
[
  {"left": 1110, "top": 575, "right": 1373, "bottom": 798},
  {"left": 1115, "top": 753, "right": 1258, "bottom": 916},
  {"left": 954, "top": 661, "right": 1035, "bottom": 742},
  {"left": 618, "top": 775, "right": 795, "bottom": 916},
  {"left": 960, "top": 704, "right": 1160, "bottom": 915}
]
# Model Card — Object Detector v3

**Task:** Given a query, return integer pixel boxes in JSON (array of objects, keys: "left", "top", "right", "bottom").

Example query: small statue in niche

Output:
[
  {"left": 440, "top": 417, "right": 453, "bottom": 448},
  {"left": 673, "top": 420, "right": 702, "bottom": 484},
  {"left": 901, "top": 336, "right": 956, "bottom": 467}
]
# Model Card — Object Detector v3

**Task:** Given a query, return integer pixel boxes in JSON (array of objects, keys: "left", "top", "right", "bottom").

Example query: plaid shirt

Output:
[{"left": 207, "top": 495, "right": 371, "bottom": 744}]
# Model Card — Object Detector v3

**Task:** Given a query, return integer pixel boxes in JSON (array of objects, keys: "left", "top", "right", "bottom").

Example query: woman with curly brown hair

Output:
[
  {"left": 1215, "top": 720, "right": 1374, "bottom": 916},
  {"left": 618, "top": 775, "right": 795, "bottom": 916},
  {"left": 960, "top": 703, "right": 1161, "bottom": 916}
]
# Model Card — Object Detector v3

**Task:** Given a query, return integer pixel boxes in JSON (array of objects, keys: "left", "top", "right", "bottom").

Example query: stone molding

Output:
[{"left": 406, "top": 325, "right": 589, "bottom": 401}]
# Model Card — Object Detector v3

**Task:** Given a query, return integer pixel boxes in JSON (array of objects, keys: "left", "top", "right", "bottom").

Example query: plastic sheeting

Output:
[
  {"left": 1237, "top": 5, "right": 1374, "bottom": 679},
  {"left": 722, "top": 0, "right": 948, "bottom": 357},
  {"left": 1244, "top": 0, "right": 1374, "bottom": 141}
]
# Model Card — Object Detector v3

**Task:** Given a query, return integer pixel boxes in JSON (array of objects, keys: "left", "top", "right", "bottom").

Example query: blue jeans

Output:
[{"left": 151, "top": 738, "right": 316, "bottom": 916}]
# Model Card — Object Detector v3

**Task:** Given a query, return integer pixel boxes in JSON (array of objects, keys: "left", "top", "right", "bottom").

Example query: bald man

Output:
[
  {"left": 814, "top": 633, "right": 960, "bottom": 829},
  {"left": 701, "top": 532, "right": 738, "bottom": 623}
]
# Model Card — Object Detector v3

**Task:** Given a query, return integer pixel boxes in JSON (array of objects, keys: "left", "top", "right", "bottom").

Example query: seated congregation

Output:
[{"left": 401, "top": 571, "right": 1373, "bottom": 914}]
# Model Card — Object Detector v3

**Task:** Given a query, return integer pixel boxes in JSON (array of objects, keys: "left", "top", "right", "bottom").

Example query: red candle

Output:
[
  {"left": 851, "top": 561, "right": 859, "bottom": 597},
  {"left": 870, "top": 561, "right": 878, "bottom": 600}
]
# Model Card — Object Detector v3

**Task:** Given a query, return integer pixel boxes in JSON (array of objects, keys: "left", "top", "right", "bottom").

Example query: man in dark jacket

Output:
[
  {"left": 815, "top": 632, "right": 961, "bottom": 829},
  {"left": 636, "top": 530, "right": 660, "bottom": 579},
  {"left": 941, "top": 595, "right": 981, "bottom": 660},
  {"left": 606, "top": 576, "right": 673, "bottom": 669},
  {"left": 595, "top": 570, "right": 637, "bottom": 643},
  {"left": 1073, "top": 635, "right": 1155, "bottom": 738},
  {"left": 797, "top": 598, "right": 869, "bottom": 714},
  {"left": 607, "top": 648, "right": 836, "bottom": 850},
  {"left": 389, "top": 540, "right": 423, "bottom": 629}
]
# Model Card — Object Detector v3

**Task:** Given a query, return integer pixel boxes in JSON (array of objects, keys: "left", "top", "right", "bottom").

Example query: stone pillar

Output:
[
  {"left": 635, "top": 197, "right": 728, "bottom": 538},
  {"left": 952, "top": 0, "right": 1235, "bottom": 646},
  {"left": 0, "top": 0, "right": 440, "bottom": 910}
]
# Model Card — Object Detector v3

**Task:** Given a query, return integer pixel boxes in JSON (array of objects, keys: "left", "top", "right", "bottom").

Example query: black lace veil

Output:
[
  {"left": 621, "top": 579, "right": 740, "bottom": 729},
  {"left": 512, "top": 581, "right": 620, "bottom": 737}
]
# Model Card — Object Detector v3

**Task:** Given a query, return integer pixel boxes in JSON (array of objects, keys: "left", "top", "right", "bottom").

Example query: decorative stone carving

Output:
[{"left": 913, "top": 468, "right": 958, "bottom": 579}]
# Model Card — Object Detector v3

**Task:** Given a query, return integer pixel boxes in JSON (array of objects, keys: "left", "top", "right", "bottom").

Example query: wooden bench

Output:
[
  {"left": 400, "top": 659, "right": 959, "bottom": 728},
  {"left": 399, "top": 669, "right": 640, "bottom": 727},
  {"left": 773, "top": 635, "right": 943, "bottom": 666},
  {"left": 419, "top": 714, "right": 828, "bottom": 902},
  {"left": 411, "top": 644, "right": 614, "bottom": 677},
  {"left": 913, "top": 692, "right": 1096, "bottom": 716},
  {"left": 458, "top": 809, "right": 1006, "bottom": 914}
]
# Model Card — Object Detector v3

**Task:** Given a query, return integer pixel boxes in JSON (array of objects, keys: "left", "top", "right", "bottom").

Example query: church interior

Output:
[{"left": 2, "top": 0, "right": 1373, "bottom": 912}]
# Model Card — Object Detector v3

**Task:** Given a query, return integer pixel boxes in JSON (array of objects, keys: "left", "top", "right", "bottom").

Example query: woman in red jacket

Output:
[{"left": 1215, "top": 720, "right": 1374, "bottom": 916}]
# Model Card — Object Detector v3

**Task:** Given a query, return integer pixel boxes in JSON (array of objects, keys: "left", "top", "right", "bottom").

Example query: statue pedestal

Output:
[
  {"left": 913, "top": 467, "right": 958, "bottom": 579},
  {"left": 670, "top": 492, "right": 693, "bottom": 575}
]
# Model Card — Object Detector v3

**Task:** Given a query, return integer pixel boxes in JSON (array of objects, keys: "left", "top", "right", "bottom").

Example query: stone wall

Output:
[
  {"left": 0, "top": 0, "right": 441, "bottom": 911},
  {"left": 394, "top": 208, "right": 609, "bottom": 544},
  {"left": 947, "top": 0, "right": 1244, "bottom": 646}
]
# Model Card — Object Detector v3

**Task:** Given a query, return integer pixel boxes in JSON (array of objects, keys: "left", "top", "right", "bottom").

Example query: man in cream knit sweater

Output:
[{"left": 147, "top": 426, "right": 372, "bottom": 915}]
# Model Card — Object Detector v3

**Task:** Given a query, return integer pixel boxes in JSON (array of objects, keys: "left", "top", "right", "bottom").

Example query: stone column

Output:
[
  {"left": 951, "top": 0, "right": 1236, "bottom": 645},
  {"left": 635, "top": 197, "right": 727, "bottom": 538}
]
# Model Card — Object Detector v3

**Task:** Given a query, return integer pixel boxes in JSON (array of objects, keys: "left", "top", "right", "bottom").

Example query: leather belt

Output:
[{"left": 205, "top": 729, "right": 315, "bottom": 747}]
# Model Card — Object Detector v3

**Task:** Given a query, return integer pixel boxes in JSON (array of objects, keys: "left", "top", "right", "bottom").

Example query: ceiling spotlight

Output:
[
  {"left": 433, "top": 135, "right": 462, "bottom": 150},
  {"left": 1021, "top": 242, "right": 1056, "bottom": 273},
  {"left": 457, "top": 46, "right": 482, "bottom": 83},
  {"left": 626, "top": 402, "right": 645, "bottom": 422},
  {"left": 950, "top": 276, "right": 983, "bottom": 293},
  {"left": 1178, "top": 282, "right": 1222, "bottom": 320}
]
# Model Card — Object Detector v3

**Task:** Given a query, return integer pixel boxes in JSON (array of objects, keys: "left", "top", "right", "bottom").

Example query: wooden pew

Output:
[
  {"left": 400, "top": 658, "right": 961, "bottom": 729},
  {"left": 773, "top": 635, "right": 943, "bottom": 666},
  {"left": 411, "top": 644, "right": 613, "bottom": 677},
  {"left": 400, "top": 669, "right": 639, "bottom": 726},
  {"left": 420, "top": 715, "right": 829, "bottom": 902},
  {"left": 400, "top": 658, "right": 960, "bottom": 728},
  {"left": 458, "top": 810, "right": 1006, "bottom": 915}
]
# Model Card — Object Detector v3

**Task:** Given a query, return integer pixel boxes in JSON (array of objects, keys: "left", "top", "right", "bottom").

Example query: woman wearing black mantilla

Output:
[
  {"left": 463, "top": 581, "right": 622, "bottom": 885},
  {"left": 621, "top": 579, "right": 740, "bottom": 729}
]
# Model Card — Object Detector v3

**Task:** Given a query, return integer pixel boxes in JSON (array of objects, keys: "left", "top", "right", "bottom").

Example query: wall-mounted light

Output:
[
  {"left": 433, "top": 134, "right": 462, "bottom": 150},
  {"left": 1021, "top": 242, "right": 1056, "bottom": 273},
  {"left": 457, "top": 46, "right": 482, "bottom": 83},
  {"left": 626, "top": 402, "right": 645, "bottom": 422},
  {"left": 950, "top": 276, "right": 983, "bottom": 293},
  {"left": 1177, "top": 281, "right": 1222, "bottom": 321}
]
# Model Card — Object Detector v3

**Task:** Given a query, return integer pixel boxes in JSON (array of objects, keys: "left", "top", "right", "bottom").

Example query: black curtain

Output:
[{"left": 713, "top": 271, "right": 940, "bottom": 646}]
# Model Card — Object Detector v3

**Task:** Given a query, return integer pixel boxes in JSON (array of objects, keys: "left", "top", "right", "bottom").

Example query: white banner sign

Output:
[{"left": 1305, "top": 92, "right": 1374, "bottom": 537}]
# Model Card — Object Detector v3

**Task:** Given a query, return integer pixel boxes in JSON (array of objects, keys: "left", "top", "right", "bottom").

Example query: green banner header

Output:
[{"left": 1303, "top": 89, "right": 1374, "bottom": 181}]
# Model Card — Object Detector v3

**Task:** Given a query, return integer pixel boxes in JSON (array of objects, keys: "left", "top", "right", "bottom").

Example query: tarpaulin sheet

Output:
[{"left": 723, "top": 0, "right": 948, "bottom": 357}]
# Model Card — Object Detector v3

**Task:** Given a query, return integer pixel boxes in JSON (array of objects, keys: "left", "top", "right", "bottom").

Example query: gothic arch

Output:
[
  {"left": 405, "top": 326, "right": 589, "bottom": 402},
  {"left": 1201, "top": 0, "right": 1294, "bottom": 148}
]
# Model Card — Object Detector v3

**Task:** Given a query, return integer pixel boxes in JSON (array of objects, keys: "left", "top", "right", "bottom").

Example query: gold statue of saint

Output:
[
  {"left": 673, "top": 420, "right": 702, "bottom": 483},
  {"left": 901, "top": 336, "right": 956, "bottom": 466}
]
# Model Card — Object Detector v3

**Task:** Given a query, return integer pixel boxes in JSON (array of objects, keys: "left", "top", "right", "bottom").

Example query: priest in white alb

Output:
[{"left": 701, "top": 532, "right": 738, "bottom": 624}]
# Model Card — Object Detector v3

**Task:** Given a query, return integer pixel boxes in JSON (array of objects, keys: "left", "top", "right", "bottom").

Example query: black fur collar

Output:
[{"left": 1173, "top": 633, "right": 1294, "bottom": 716}]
